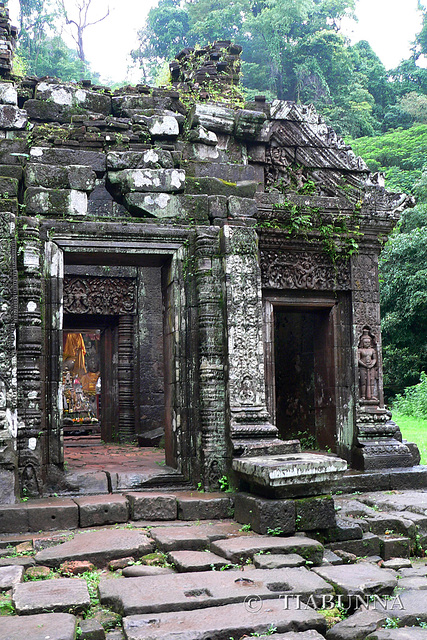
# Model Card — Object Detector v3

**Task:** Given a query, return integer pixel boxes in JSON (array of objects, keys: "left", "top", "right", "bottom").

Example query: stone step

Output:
[
  {"left": 0, "top": 490, "right": 233, "bottom": 535},
  {"left": 121, "top": 599, "right": 327, "bottom": 640},
  {"left": 99, "top": 566, "right": 333, "bottom": 615},
  {"left": 13, "top": 577, "right": 90, "bottom": 615}
]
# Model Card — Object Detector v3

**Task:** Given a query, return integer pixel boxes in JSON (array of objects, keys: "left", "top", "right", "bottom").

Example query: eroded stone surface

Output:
[
  {"left": 34, "top": 529, "right": 154, "bottom": 568},
  {"left": 168, "top": 550, "right": 231, "bottom": 572},
  {"left": 0, "top": 564, "right": 24, "bottom": 589},
  {"left": 313, "top": 564, "right": 397, "bottom": 596},
  {"left": 99, "top": 566, "right": 332, "bottom": 615},
  {"left": 0, "top": 613, "right": 77, "bottom": 640},
  {"left": 13, "top": 577, "right": 90, "bottom": 614},
  {"left": 122, "top": 599, "right": 327, "bottom": 640},
  {"left": 211, "top": 535, "right": 324, "bottom": 565}
]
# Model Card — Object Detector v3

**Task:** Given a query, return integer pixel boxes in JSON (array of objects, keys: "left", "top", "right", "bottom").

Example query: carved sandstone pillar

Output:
[
  {"left": 220, "top": 225, "right": 279, "bottom": 455},
  {"left": 194, "top": 228, "right": 228, "bottom": 488},
  {"left": 118, "top": 314, "right": 135, "bottom": 443},
  {"left": 351, "top": 252, "right": 413, "bottom": 469},
  {"left": 16, "top": 217, "right": 44, "bottom": 496},
  {"left": 0, "top": 211, "right": 18, "bottom": 502}
]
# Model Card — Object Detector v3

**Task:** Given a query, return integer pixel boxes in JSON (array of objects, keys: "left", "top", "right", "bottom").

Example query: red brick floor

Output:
[{"left": 64, "top": 436, "right": 168, "bottom": 474}]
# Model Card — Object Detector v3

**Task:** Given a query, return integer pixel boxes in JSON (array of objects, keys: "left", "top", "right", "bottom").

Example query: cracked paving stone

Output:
[
  {"left": 99, "top": 566, "right": 332, "bottom": 615},
  {"left": 210, "top": 535, "right": 324, "bottom": 565},
  {"left": 0, "top": 613, "right": 77, "bottom": 640},
  {"left": 34, "top": 528, "right": 154, "bottom": 568},
  {"left": 313, "top": 564, "right": 397, "bottom": 596},
  {"left": 13, "top": 577, "right": 90, "bottom": 614},
  {"left": 122, "top": 598, "right": 327, "bottom": 640}
]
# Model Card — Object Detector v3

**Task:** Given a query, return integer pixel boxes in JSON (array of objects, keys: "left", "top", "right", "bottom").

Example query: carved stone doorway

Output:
[{"left": 264, "top": 297, "right": 338, "bottom": 453}]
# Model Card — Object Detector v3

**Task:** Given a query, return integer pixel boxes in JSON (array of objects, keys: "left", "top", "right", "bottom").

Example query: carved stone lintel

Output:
[
  {"left": 260, "top": 249, "right": 350, "bottom": 291},
  {"left": 63, "top": 276, "right": 136, "bottom": 315}
]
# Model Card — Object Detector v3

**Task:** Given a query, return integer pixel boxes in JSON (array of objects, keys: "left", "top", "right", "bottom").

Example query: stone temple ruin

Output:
[{"left": 0, "top": 9, "right": 421, "bottom": 502}]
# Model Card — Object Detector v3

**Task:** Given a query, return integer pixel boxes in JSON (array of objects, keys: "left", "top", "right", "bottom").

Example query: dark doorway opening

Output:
[{"left": 274, "top": 307, "right": 336, "bottom": 451}]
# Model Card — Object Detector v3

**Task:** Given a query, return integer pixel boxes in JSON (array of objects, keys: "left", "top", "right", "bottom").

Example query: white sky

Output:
[{"left": 7, "top": 0, "right": 425, "bottom": 84}]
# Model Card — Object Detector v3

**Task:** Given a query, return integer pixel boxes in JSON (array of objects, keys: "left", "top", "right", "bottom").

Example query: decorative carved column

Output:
[
  {"left": 17, "top": 217, "right": 44, "bottom": 496},
  {"left": 194, "top": 228, "right": 228, "bottom": 488},
  {"left": 221, "top": 225, "right": 280, "bottom": 455},
  {"left": 351, "top": 251, "right": 413, "bottom": 469},
  {"left": 118, "top": 315, "right": 135, "bottom": 443},
  {"left": 0, "top": 211, "right": 18, "bottom": 502}
]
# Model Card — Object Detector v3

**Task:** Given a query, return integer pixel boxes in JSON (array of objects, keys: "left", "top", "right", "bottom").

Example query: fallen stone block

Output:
[
  {"left": 0, "top": 564, "right": 24, "bottom": 589},
  {"left": 234, "top": 108, "right": 267, "bottom": 139},
  {"left": 34, "top": 529, "right": 154, "bottom": 568},
  {"left": 0, "top": 504, "right": 29, "bottom": 533},
  {"left": 74, "top": 495, "right": 129, "bottom": 527},
  {"left": 126, "top": 492, "right": 177, "bottom": 521},
  {"left": 176, "top": 492, "right": 233, "bottom": 520},
  {"left": 122, "top": 599, "right": 327, "bottom": 640},
  {"left": 210, "top": 535, "right": 324, "bottom": 565},
  {"left": 312, "top": 564, "right": 397, "bottom": 597},
  {"left": 79, "top": 618, "right": 106, "bottom": 640},
  {"left": 168, "top": 550, "right": 231, "bottom": 572},
  {"left": 326, "top": 609, "right": 387, "bottom": 640},
  {"left": 13, "top": 577, "right": 90, "bottom": 614},
  {"left": 122, "top": 565, "right": 174, "bottom": 577},
  {"left": 0, "top": 613, "right": 77, "bottom": 640},
  {"left": 234, "top": 492, "right": 296, "bottom": 535},
  {"left": 100, "top": 566, "right": 332, "bottom": 615},
  {"left": 382, "top": 558, "right": 412, "bottom": 569},
  {"left": 321, "top": 517, "right": 364, "bottom": 543}
]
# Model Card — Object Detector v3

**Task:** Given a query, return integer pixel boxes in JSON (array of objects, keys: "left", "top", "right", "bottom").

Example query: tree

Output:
[{"left": 58, "top": 0, "right": 110, "bottom": 62}]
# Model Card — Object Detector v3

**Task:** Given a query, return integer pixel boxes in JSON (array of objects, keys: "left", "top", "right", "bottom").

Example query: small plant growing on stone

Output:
[
  {"left": 384, "top": 618, "right": 400, "bottom": 629},
  {"left": 267, "top": 527, "right": 284, "bottom": 536},
  {"left": 239, "top": 523, "right": 251, "bottom": 532},
  {"left": 218, "top": 475, "right": 231, "bottom": 492}
]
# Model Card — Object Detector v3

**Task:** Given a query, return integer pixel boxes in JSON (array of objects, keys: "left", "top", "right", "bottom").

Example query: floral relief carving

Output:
[{"left": 63, "top": 277, "right": 136, "bottom": 315}]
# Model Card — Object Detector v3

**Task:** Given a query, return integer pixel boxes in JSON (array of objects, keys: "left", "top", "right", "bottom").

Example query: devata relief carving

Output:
[
  {"left": 63, "top": 277, "right": 136, "bottom": 316},
  {"left": 358, "top": 328, "right": 378, "bottom": 402}
]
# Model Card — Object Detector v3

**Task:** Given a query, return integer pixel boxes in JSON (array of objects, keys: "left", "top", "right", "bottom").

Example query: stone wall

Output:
[{"left": 0, "top": 25, "right": 416, "bottom": 499}]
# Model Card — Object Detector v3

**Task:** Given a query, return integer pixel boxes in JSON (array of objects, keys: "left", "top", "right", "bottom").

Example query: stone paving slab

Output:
[
  {"left": 74, "top": 494, "right": 129, "bottom": 527},
  {"left": 0, "top": 564, "right": 24, "bottom": 589},
  {"left": 150, "top": 522, "right": 243, "bottom": 551},
  {"left": 168, "top": 549, "right": 231, "bottom": 572},
  {"left": 210, "top": 535, "right": 324, "bottom": 565},
  {"left": 326, "top": 610, "right": 388, "bottom": 640},
  {"left": 261, "top": 634, "right": 325, "bottom": 640},
  {"left": 253, "top": 553, "right": 306, "bottom": 569},
  {"left": 313, "top": 564, "right": 397, "bottom": 596},
  {"left": 122, "top": 599, "right": 327, "bottom": 640},
  {"left": 366, "top": 630, "right": 427, "bottom": 639},
  {"left": 34, "top": 529, "right": 154, "bottom": 568},
  {"left": 360, "top": 491, "right": 427, "bottom": 515},
  {"left": 13, "top": 577, "right": 90, "bottom": 614},
  {"left": 0, "top": 613, "right": 77, "bottom": 639},
  {"left": 99, "top": 566, "right": 332, "bottom": 615}
]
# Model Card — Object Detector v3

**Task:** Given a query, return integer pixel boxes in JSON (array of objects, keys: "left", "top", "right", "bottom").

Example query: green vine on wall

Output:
[{"left": 259, "top": 200, "right": 362, "bottom": 264}]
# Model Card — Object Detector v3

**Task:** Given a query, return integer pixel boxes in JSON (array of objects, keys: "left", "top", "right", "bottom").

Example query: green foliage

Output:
[
  {"left": 349, "top": 125, "right": 427, "bottom": 193},
  {"left": 380, "top": 222, "right": 427, "bottom": 397},
  {"left": 392, "top": 372, "right": 427, "bottom": 417}
]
